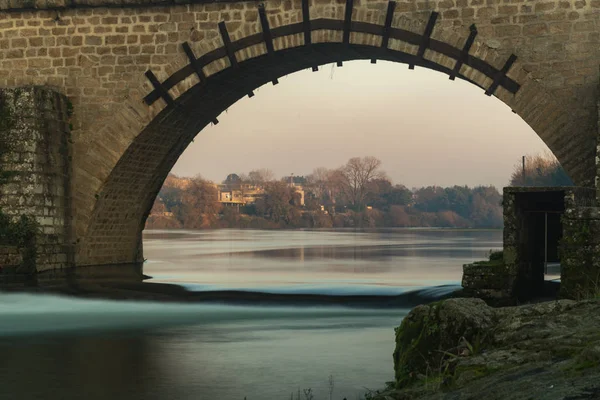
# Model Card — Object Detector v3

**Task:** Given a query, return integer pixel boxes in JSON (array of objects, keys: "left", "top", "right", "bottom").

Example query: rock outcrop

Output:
[{"left": 378, "top": 298, "right": 600, "bottom": 400}]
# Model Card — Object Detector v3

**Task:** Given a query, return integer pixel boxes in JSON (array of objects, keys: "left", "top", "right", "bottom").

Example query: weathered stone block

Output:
[
  {"left": 462, "top": 260, "right": 516, "bottom": 305},
  {"left": 0, "top": 245, "right": 22, "bottom": 267}
]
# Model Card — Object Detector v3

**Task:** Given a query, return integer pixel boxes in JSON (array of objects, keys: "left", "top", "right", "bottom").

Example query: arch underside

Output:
[
  {"left": 143, "top": 17, "right": 520, "bottom": 106},
  {"left": 76, "top": 19, "right": 589, "bottom": 267}
]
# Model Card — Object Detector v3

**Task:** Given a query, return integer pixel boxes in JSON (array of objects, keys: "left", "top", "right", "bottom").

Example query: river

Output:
[{"left": 0, "top": 229, "right": 501, "bottom": 400}]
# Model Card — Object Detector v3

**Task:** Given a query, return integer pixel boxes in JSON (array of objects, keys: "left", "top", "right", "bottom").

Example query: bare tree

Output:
[
  {"left": 247, "top": 168, "right": 275, "bottom": 185},
  {"left": 306, "top": 167, "right": 334, "bottom": 203},
  {"left": 237, "top": 173, "right": 250, "bottom": 183},
  {"left": 336, "top": 156, "right": 386, "bottom": 210},
  {"left": 307, "top": 167, "right": 331, "bottom": 184},
  {"left": 510, "top": 151, "right": 572, "bottom": 187}
]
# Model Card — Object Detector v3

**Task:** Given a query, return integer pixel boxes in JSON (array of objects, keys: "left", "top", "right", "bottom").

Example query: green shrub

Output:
[{"left": 488, "top": 250, "right": 503, "bottom": 261}]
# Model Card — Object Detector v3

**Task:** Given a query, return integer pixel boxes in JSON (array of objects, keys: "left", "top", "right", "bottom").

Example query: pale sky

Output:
[{"left": 171, "top": 60, "right": 548, "bottom": 189}]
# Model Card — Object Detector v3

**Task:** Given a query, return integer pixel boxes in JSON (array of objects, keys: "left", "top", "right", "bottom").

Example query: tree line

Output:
[{"left": 146, "top": 156, "right": 523, "bottom": 230}]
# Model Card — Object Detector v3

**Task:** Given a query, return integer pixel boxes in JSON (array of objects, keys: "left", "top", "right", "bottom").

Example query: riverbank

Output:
[{"left": 371, "top": 297, "right": 600, "bottom": 400}]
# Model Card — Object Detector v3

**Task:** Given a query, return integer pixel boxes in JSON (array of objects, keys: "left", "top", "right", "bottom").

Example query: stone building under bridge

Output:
[{"left": 462, "top": 186, "right": 600, "bottom": 305}]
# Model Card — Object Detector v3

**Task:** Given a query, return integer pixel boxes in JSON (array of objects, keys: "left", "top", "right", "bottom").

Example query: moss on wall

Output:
[
  {"left": 560, "top": 216, "right": 600, "bottom": 300},
  {"left": 0, "top": 92, "right": 16, "bottom": 186},
  {"left": 0, "top": 91, "right": 39, "bottom": 277}
]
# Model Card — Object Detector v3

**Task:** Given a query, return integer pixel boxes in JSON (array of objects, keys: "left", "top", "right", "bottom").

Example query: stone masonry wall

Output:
[
  {"left": 560, "top": 192, "right": 600, "bottom": 299},
  {"left": 464, "top": 188, "right": 573, "bottom": 303},
  {"left": 0, "top": 245, "right": 21, "bottom": 269},
  {"left": 0, "top": 0, "right": 599, "bottom": 267},
  {"left": 502, "top": 188, "right": 520, "bottom": 284},
  {"left": 459, "top": 188, "right": 520, "bottom": 306},
  {"left": 596, "top": 74, "right": 600, "bottom": 202},
  {"left": 0, "top": 87, "right": 72, "bottom": 273},
  {"left": 461, "top": 261, "right": 516, "bottom": 306}
]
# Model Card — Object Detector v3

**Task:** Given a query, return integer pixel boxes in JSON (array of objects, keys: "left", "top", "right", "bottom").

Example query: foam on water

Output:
[
  {"left": 172, "top": 282, "right": 459, "bottom": 295},
  {"left": 0, "top": 292, "right": 406, "bottom": 337},
  {"left": 0, "top": 283, "right": 460, "bottom": 337}
]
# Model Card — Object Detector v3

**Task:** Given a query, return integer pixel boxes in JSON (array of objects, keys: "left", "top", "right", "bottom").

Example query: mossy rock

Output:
[
  {"left": 464, "top": 261, "right": 509, "bottom": 275},
  {"left": 452, "top": 364, "right": 497, "bottom": 386},
  {"left": 380, "top": 299, "right": 600, "bottom": 400},
  {"left": 393, "top": 298, "right": 495, "bottom": 388}
]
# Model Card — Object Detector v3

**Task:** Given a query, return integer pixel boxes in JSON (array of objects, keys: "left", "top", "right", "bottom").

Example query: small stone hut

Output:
[{"left": 462, "top": 186, "right": 599, "bottom": 305}]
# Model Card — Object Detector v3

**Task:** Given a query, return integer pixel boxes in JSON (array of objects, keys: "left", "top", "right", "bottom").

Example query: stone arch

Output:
[{"left": 67, "top": 1, "right": 595, "bottom": 267}]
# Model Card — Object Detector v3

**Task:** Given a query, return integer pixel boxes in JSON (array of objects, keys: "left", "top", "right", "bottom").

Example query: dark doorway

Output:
[{"left": 514, "top": 190, "right": 565, "bottom": 301}]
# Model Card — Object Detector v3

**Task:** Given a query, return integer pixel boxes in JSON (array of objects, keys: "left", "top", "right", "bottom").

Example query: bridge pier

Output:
[
  {"left": 0, "top": 87, "right": 74, "bottom": 279},
  {"left": 561, "top": 88, "right": 600, "bottom": 299}
]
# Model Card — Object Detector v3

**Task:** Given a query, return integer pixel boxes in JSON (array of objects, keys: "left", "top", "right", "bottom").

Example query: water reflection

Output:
[
  {"left": 0, "top": 335, "right": 159, "bottom": 400},
  {"left": 143, "top": 229, "right": 502, "bottom": 289},
  {"left": 0, "top": 316, "right": 400, "bottom": 400}
]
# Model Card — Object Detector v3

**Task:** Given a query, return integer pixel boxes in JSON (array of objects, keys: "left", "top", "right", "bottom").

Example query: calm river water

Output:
[{"left": 0, "top": 229, "right": 501, "bottom": 400}]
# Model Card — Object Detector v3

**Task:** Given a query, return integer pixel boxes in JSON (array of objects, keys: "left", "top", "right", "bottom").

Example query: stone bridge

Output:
[{"left": 0, "top": 0, "right": 599, "bottom": 280}]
